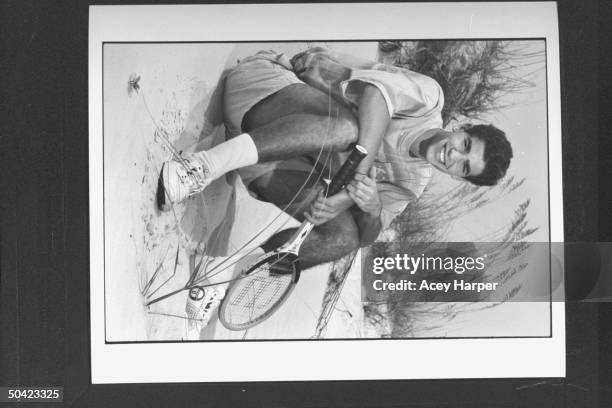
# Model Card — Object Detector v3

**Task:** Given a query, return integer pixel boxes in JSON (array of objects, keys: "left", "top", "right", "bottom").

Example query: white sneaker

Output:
[
  {"left": 156, "top": 152, "right": 213, "bottom": 211},
  {"left": 185, "top": 286, "right": 226, "bottom": 330}
]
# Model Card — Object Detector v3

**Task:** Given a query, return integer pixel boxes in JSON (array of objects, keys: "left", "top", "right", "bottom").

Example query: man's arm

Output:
[
  {"left": 356, "top": 211, "right": 382, "bottom": 246},
  {"left": 305, "top": 84, "right": 389, "bottom": 226},
  {"left": 347, "top": 167, "right": 383, "bottom": 244},
  {"left": 354, "top": 83, "right": 391, "bottom": 173},
  {"left": 306, "top": 84, "right": 391, "bottom": 226}
]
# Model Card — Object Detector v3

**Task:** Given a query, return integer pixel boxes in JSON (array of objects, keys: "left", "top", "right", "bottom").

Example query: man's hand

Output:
[
  {"left": 290, "top": 48, "right": 351, "bottom": 100},
  {"left": 346, "top": 167, "right": 382, "bottom": 217},
  {"left": 290, "top": 46, "right": 329, "bottom": 74},
  {"left": 304, "top": 190, "right": 354, "bottom": 226}
]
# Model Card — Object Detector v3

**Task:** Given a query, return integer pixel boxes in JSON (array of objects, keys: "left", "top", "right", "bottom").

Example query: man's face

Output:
[{"left": 423, "top": 131, "right": 486, "bottom": 179}]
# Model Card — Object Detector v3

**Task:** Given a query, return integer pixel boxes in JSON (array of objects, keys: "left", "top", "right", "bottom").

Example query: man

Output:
[{"left": 157, "top": 47, "right": 513, "bottom": 269}]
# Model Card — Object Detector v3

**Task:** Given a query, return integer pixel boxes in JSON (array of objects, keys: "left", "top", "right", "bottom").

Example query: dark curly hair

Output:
[{"left": 461, "top": 124, "right": 513, "bottom": 186}]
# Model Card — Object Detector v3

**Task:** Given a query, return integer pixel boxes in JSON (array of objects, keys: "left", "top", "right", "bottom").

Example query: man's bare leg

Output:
[
  {"left": 241, "top": 83, "right": 358, "bottom": 162},
  {"left": 251, "top": 169, "right": 360, "bottom": 269},
  {"left": 157, "top": 80, "right": 358, "bottom": 207},
  {"left": 239, "top": 84, "right": 362, "bottom": 267}
]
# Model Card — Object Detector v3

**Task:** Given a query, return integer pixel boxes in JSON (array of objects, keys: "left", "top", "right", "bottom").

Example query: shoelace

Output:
[{"left": 179, "top": 156, "right": 209, "bottom": 191}]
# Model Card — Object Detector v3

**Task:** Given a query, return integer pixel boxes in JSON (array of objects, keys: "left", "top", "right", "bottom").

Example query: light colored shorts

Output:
[{"left": 223, "top": 50, "right": 304, "bottom": 138}]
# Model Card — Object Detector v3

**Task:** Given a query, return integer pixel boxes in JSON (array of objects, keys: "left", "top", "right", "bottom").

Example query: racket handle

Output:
[
  {"left": 326, "top": 144, "right": 368, "bottom": 196},
  {"left": 279, "top": 144, "right": 367, "bottom": 256}
]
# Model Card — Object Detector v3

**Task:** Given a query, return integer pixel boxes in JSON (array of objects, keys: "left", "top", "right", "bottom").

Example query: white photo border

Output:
[{"left": 90, "top": 2, "right": 564, "bottom": 383}]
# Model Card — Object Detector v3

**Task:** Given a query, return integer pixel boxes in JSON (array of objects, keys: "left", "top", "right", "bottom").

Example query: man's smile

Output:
[{"left": 439, "top": 143, "right": 447, "bottom": 167}]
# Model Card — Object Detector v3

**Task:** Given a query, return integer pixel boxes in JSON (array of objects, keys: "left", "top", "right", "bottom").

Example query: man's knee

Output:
[
  {"left": 318, "top": 213, "right": 360, "bottom": 257},
  {"left": 339, "top": 228, "right": 360, "bottom": 256},
  {"left": 329, "top": 111, "right": 358, "bottom": 151}
]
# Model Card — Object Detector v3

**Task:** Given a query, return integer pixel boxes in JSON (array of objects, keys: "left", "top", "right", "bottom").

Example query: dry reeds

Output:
[
  {"left": 378, "top": 40, "right": 544, "bottom": 126},
  {"left": 316, "top": 41, "right": 544, "bottom": 338}
]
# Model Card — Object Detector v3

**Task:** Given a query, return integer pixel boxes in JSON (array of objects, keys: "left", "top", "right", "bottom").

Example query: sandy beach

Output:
[{"left": 103, "top": 42, "right": 375, "bottom": 342}]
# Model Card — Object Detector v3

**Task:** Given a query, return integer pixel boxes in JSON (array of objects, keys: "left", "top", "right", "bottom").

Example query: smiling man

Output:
[
  {"left": 156, "top": 47, "right": 513, "bottom": 269},
  {"left": 412, "top": 124, "right": 508, "bottom": 185}
]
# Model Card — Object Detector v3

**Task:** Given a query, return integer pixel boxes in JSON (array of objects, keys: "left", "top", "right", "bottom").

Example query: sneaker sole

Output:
[
  {"left": 156, "top": 163, "right": 170, "bottom": 211},
  {"left": 156, "top": 158, "right": 211, "bottom": 212}
]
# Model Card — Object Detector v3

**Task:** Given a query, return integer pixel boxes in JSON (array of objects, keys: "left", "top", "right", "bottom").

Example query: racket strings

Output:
[
  {"left": 229, "top": 275, "right": 288, "bottom": 310},
  {"left": 224, "top": 262, "right": 294, "bottom": 323}
]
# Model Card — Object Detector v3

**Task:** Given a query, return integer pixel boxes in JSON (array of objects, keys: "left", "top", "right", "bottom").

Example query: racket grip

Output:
[{"left": 326, "top": 144, "right": 368, "bottom": 196}]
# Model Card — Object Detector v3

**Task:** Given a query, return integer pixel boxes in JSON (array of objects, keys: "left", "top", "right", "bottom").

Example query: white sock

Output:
[{"left": 192, "top": 133, "right": 259, "bottom": 179}]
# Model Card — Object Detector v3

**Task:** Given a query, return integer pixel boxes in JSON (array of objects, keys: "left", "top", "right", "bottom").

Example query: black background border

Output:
[{"left": 1, "top": 0, "right": 610, "bottom": 406}]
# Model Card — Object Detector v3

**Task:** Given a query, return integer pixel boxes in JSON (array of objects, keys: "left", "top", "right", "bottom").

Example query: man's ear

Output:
[{"left": 458, "top": 123, "right": 474, "bottom": 132}]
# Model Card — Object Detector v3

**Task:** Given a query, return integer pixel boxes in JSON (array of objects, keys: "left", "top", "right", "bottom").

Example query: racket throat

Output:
[{"left": 277, "top": 221, "right": 314, "bottom": 256}]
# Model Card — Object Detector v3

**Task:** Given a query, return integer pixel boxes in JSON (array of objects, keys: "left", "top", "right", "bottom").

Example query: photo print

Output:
[{"left": 90, "top": 3, "right": 564, "bottom": 382}]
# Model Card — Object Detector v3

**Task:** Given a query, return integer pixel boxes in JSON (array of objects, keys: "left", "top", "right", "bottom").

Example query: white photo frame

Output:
[{"left": 90, "top": 2, "right": 564, "bottom": 383}]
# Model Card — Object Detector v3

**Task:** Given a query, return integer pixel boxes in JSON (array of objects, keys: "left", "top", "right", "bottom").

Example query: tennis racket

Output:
[{"left": 218, "top": 144, "right": 368, "bottom": 331}]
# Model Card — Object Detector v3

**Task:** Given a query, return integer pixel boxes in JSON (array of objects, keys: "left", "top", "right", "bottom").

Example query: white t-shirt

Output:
[{"left": 339, "top": 63, "right": 445, "bottom": 229}]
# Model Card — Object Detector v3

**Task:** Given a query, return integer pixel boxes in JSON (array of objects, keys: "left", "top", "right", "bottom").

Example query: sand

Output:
[{"left": 103, "top": 42, "right": 372, "bottom": 342}]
